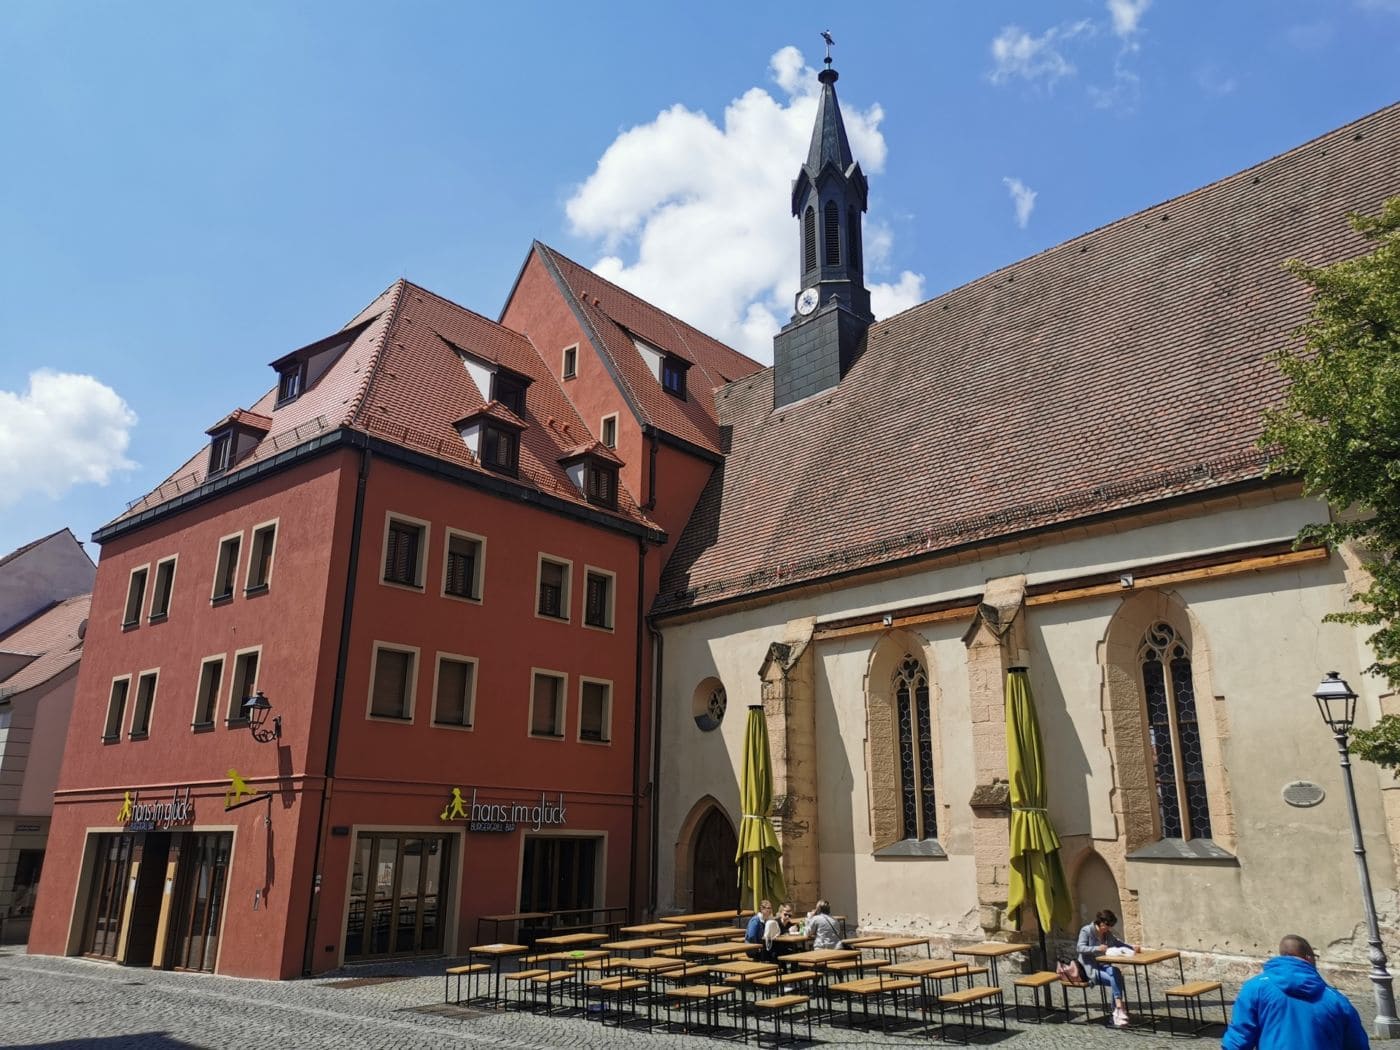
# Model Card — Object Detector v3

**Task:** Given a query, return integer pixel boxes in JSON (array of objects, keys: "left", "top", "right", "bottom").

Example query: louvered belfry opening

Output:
[
  {"left": 824, "top": 200, "right": 841, "bottom": 266},
  {"left": 803, "top": 206, "right": 817, "bottom": 274}
]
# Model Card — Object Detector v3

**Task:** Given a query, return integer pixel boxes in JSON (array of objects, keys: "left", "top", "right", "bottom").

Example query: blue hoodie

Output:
[{"left": 1221, "top": 954, "right": 1370, "bottom": 1050}]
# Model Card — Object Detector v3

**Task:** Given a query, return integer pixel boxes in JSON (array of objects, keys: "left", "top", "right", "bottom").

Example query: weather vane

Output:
[{"left": 821, "top": 30, "right": 835, "bottom": 67}]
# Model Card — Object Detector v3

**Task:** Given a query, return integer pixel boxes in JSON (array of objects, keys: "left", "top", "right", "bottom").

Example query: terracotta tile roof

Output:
[
  {"left": 111, "top": 280, "right": 657, "bottom": 532},
  {"left": 0, "top": 594, "right": 89, "bottom": 697},
  {"left": 205, "top": 408, "right": 273, "bottom": 434},
  {"left": 454, "top": 401, "right": 529, "bottom": 430},
  {"left": 535, "top": 245, "right": 764, "bottom": 452},
  {"left": 558, "top": 440, "right": 625, "bottom": 467},
  {"left": 656, "top": 103, "right": 1400, "bottom": 614}
]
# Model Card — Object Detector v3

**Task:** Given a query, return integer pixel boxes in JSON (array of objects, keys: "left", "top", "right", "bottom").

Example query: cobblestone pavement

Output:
[{"left": 0, "top": 947, "right": 1237, "bottom": 1049}]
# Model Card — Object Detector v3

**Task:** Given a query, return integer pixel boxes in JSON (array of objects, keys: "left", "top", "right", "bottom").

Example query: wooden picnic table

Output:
[
  {"left": 535, "top": 931, "right": 608, "bottom": 948},
  {"left": 662, "top": 909, "right": 742, "bottom": 926},
  {"left": 709, "top": 958, "right": 781, "bottom": 1035},
  {"left": 620, "top": 921, "right": 683, "bottom": 935},
  {"left": 952, "top": 940, "right": 1028, "bottom": 984},
  {"left": 683, "top": 940, "right": 762, "bottom": 960},
  {"left": 782, "top": 947, "right": 862, "bottom": 967},
  {"left": 1096, "top": 948, "right": 1185, "bottom": 1032},
  {"left": 475, "top": 911, "right": 550, "bottom": 943},
  {"left": 466, "top": 942, "right": 529, "bottom": 1006},
  {"left": 774, "top": 931, "right": 814, "bottom": 947},
  {"left": 676, "top": 926, "right": 743, "bottom": 943},
  {"left": 539, "top": 948, "right": 609, "bottom": 970},
  {"left": 854, "top": 935, "right": 932, "bottom": 964},
  {"left": 600, "top": 936, "right": 678, "bottom": 955}
]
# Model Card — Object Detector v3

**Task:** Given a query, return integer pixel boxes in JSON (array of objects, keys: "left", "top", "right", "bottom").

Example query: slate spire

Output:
[{"left": 772, "top": 45, "right": 873, "bottom": 409}]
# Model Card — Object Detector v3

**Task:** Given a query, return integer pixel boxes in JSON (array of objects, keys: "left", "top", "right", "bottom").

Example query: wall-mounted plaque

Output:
[{"left": 1282, "top": 781, "right": 1325, "bottom": 808}]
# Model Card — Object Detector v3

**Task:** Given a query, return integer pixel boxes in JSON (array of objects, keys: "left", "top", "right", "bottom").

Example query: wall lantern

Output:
[{"left": 243, "top": 691, "right": 282, "bottom": 744}]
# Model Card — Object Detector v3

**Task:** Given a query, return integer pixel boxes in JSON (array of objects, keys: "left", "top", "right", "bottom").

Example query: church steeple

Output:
[{"left": 773, "top": 40, "right": 873, "bottom": 409}]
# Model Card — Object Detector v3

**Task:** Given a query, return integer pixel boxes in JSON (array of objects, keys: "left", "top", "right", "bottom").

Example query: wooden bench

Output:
[
  {"left": 1059, "top": 975, "right": 1111, "bottom": 1025},
  {"left": 829, "top": 975, "right": 922, "bottom": 1031},
  {"left": 751, "top": 969, "right": 819, "bottom": 993},
  {"left": 502, "top": 968, "right": 550, "bottom": 1008},
  {"left": 937, "top": 985, "right": 1007, "bottom": 1045},
  {"left": 1165, "top": 980, "right": 1228, "bottom": 1035},
  {"left": 752, "top": 993, "right": 812, "bottom": 1047},
  {"left": 525, "top": 970, "right": 575, "bottom": 1014},
  {"left": 443, "top": 962, "right": 490, "bottom": 1004},
  {"left": 1012, "top": 971, "right": 1064, "bottom": 1023},
  {"left": 666, "top": 984, "right": 737, "bottom": 1033},
  {"left": 584, "top": 976, "right": 648, "bottom": 1026}
]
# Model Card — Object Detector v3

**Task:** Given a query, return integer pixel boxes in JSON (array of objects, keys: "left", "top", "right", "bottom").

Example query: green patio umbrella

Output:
[
  {"left": 735, "top": 704, "right": 787, "bottom": 912},
  {"left": 1005, "top": 668, "right": 1072, "bottom": 965}
]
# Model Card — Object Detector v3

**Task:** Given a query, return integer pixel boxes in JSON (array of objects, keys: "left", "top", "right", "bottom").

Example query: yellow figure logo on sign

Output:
[
  {"left": 116, "top": 791, "right": 134, "bottom": 823},
  {"left": 225, "top": 768, "right": 253, "bottom": 810},
  {"left": 440, "top": 787, "right": 467, "bottom": 822}
]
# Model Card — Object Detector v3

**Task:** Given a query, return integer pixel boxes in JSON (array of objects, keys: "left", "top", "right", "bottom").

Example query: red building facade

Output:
[{"left": 30, "top": 274, "right": 757, "bottom": 977}]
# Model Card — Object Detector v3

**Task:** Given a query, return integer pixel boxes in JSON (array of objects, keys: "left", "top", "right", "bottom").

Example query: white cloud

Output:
[
  {"left": 1002, "top": 177, "right": 1038, "bottom": 229},
  {"left": 565, "top": 47, "right": 923, "bottom": 362},
  {"left": 988, "top": 23, "right": 1091, "bottom": 86},
  {"left": 1107, "top": 0, "right": 1151, "bottom": 37},
  {"left": 0, "top": 370, "right": 137, "bottom": 508},
  {"left": 1194, "top": 66, "right": 1238, "bottom": 95}
]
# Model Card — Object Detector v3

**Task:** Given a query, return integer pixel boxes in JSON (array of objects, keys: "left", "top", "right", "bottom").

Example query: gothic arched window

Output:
[
  {"left": 803, "top": 206, "right": 817, "bottom": 274},
  {"left": 895, "top": 655, "right": 937, "bottom": 840},
  {"left": 823, "top": 200, "right": 841, "bottom": 266},
  {"left": 847, "top": 206, "right": 861, "bottom": 272},
  {"left": 1140, "top": 622, "right": 1212, "bottom": 840}
]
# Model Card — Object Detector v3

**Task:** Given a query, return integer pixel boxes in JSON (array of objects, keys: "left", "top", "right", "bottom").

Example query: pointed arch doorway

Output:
[{"left": 691, "top": 808, "right": 738, "bottom": 912}]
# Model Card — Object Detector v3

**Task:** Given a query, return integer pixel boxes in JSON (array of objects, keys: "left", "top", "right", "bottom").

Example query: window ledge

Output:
[
  {"left": 101, "top": 734, "right": 120, "bottom": 744},
  {"left": 121, "top": 619, "right": 139, "bottom": 631},
  {"left": 244, "top": 583, "right": 270, "bottom": 597},
  {"left": 380, "top": 578, "right": 425, "bottom": 593},
  {"left": 530, "top": 732, "right": 565, "bottom": 741},
  {"left": 874, "top": 839, "right": 947, "bottom": 859},
  {"left": 210, "top": 592, "right": 234, "bottom": 606},
  {"left": 226, "top": 717, "right": 249, "bottom": 728},
  {"left": 368, "top": 712, "right": 412, "bottom": 722},
  {"left": 1127, "top": 838, "right": 1237, "bottom": 864},
  {"left": 433, "top": 720, "right": 474, "bottom": 731},
  {"left": 536, "top": 610, "right": 569, "bottom": 621},
  {"left": 191, "top": 721, "right": 215, "bottom": 733},
  {"left": 442, "top": 589, "right": 481, "bottom": 602},
  {"left": 583, "top": 620, "right": 614, "bottom": 633},
  {"left": 129, "top": 731, "right": 149, "bottom": 741},
  {"left": 147, "top": 613, "right": 169, "bottom": 625},
  {"left": 579, "top": 736, "right": 612, "bottom": 745}
]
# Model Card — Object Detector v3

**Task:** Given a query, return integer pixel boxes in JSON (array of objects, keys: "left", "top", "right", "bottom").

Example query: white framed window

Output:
[
  {"left": 227, "top": 646, "right": 261, "bottom": 725},
  {"left": 536, "top": 554, "right": 572, "bottom": 621},
  {"left": 246, "top": 520, "right": 278, "bottom": 592},
  {"left": 562, "top": 344, "right": 578, "bottom": 379},
  {"left": 381, "top": 512, "right": 429, "bottom": 590},
  {"left": 103, "top": 676, "right": 131, "bottom": 741},
  {"left": 122, "top": 564, "right": 149, "bottom": 628},
  {"left": 368, "top": 643, "right": 418, "bottom": 722},
  {"left": 192, "top": 655, "right": 224, "bottom": 729},
  {"left": 130, "top": 670, "right": 158, "bottom": 738},
  {"left": 578, "top": 678, "right": 612, "bottom": 745},
  {"left": 600, "top": 414, "right": 618, "bottom": 449},
  {"left": 149, "top": 556, "right": 177, "bottom": 621},
  {"left": 530, "top": 669, "right": 566, "bottom": 739},
  {"left": 441, "top": 529, "right": 485, "bottom": 602},
  {"left": 583, "top": 567, "right": 615, "bottom": 631},
  {"left": 211, "top": 532, "right": 243, "bottom": 602},
  {"left": 432, "top": 653, "right": 477, "bottom": 730}
]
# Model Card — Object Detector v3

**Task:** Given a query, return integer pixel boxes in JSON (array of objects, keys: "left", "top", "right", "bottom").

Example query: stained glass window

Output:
[
  {"left": 894, "top": 655, "right": 937, "bottom": 840},
  {"left": 1140, "top": 622, "right": 1212, "bottom": 840}
]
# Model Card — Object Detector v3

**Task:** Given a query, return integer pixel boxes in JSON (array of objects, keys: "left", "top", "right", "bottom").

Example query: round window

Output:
[{"left": 692, "top": 677, "right": 727, "bottom": 732}]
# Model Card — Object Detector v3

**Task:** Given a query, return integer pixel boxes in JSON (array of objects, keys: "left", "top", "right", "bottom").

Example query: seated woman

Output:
[
  {"left": 763, "top": 902, "right": 797, "bottom": 960},
  {"left": 1076, "top": 908, "right": 1139, "bottom": 1028},
  {"left": 806, "top": 899, "right": 843, "bottom": 950}
]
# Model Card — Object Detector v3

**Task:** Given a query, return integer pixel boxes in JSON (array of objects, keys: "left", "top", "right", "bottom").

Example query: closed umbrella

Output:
[
  {"left": 1005, "top": 667, "right": 1072, "bottom": 971},
  {"left": 735, "top": 705, "right": 787, "bottom": 912}
]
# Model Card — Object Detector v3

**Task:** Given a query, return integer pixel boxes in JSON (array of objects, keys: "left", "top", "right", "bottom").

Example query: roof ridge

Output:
[
  {"left": 0, "top": 528, "right": 70, "bottom": 569},
  {"left": 345, "top": 279, "right": 410, "bottom": 429},
  {"left": 877, "top": 101, "right": 1400, "bottom": 331}
]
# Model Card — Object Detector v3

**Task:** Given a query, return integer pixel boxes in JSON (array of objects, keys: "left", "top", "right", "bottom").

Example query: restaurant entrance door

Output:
[
  {"left": 519, "top": 836, "right": 599, "bottom": 914},
  {"left": 168, "top": 832, "right": 232, "bottom": 972},
  {"left": 81, "top": 833, "right": 135, "bottom": 960},
  {"left": 344, "top": 832, "right": 452, "bottom": 960}
]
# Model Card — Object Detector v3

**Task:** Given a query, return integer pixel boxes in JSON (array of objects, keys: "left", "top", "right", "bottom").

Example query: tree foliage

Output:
[{"left": 1261, "top": 197, "right": 1400, "bottom": 768}]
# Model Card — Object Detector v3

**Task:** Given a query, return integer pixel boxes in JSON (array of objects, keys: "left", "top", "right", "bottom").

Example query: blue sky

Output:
[{"left": 1, "top": 1, "right": 1397, "bottom": 561}]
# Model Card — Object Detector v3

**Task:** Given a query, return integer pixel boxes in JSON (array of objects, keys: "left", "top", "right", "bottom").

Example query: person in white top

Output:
[{"left": 806, "top": 899, "right": 843, "bottom": 950}]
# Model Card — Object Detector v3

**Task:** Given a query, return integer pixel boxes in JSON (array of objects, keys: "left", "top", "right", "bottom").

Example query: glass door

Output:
[
  {"left": 344, "top": 832, "right": 452, "bottom": 960},
  {"left": 82, "top": 834, "right": 134, "bottom": 960},
  {"left": 519, "top": 837, "right": 599, "bottom": 914},
  {"left": 169, "top": 832, "right": 232, "bottom": 972}
]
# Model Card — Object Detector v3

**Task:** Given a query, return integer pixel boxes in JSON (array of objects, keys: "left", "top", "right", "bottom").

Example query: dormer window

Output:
[
  {"left": 208, "top": 431, "right": 233, "bottom": 476},
  {"left": 481, "top": 423, "right": 519, "bottom": 476},
  {"left": 491, "top": 372, "right": 528, "bottom": 417},
  {"left": 585, "top": 463, "right": 618, "bottom": 509},
  {"left": 661, "top": 357, "right": 687, "bottom": 400},
  {"left": 276, "top": 364, "right": 304, "bottom": 404}
]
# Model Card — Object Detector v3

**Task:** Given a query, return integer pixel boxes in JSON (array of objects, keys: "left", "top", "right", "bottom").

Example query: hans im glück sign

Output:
[{"left": 439, "top": 787, "right": 567, "bottom": 833}]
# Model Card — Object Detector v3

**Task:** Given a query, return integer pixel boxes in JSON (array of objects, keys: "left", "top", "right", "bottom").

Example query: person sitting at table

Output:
[
  {"left": 763, "top": 903, "right": 798, "bottom": 960},
  {"left": 806, "top": 900, "right": 843, "bottom": 950},
  {"left": 1076, "top": 908, "right": 1139, "bottom": 1028},
  {"left": 745, "top": 899, "right": 773, "bottom": 949}
]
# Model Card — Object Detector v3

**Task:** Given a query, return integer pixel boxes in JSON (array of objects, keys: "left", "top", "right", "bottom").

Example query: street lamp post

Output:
[{"left": 1313, "top": 671, "right": 1400, "bottom": 1038}]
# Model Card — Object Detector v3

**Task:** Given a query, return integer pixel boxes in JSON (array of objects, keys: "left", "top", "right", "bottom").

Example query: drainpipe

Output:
[
  {"left": 648, "top": 621, "right": 664, "bottom": 917},
  {"left": 628, "top": 537, "right": 648, "bottom": 919},
  {"left": 642, "top": 428, "right": 659, "bottom": 513},
  {"left": 302, "top": 442, "right": 370, "bottom": 975}
]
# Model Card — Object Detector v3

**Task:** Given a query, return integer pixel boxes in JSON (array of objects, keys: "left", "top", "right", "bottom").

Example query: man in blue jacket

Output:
[{"left": 1222, "top": 935, "right": 1370, "bottom": 1049}]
